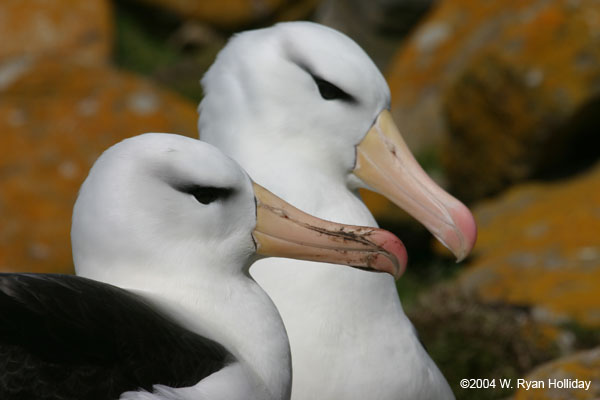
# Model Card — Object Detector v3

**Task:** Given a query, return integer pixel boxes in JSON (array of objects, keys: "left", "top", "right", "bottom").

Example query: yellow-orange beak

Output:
[
  {"left": 354, "top": 110, "right": 477, "bottom": 261},
  {"left": 252, "top": 183, "right": 407, "bottom": 279}
]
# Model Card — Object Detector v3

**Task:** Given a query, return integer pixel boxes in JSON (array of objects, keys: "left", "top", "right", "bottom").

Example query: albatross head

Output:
[
  {"left": 71, "top": 134, "right": 407, "bottom": 289},
  {"left": 199, "top": 21, "right": 476, "bottom": 261},
  {"left": 199, "top": 22, "right": 387, "bottom": 180}
]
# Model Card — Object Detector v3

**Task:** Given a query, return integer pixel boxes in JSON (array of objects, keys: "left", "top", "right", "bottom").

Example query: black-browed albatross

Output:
[
  {"left": 0, "top": 133, "right": 406, "bottom": 400},
  {"left": 199, "top": 22, "right": 478, "bottom": 399}
]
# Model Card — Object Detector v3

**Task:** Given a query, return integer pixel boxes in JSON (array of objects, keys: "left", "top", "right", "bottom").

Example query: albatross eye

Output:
[
  {"left": 313, "top": 76, "right": 355, "bottom": 102},
  {"left": 179, "top": 185, "right": 234, "bottom": 205}
]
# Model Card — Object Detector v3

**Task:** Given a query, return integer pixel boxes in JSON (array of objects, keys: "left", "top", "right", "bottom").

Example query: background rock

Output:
[
  {"left": 512, "top": 347, "right": 600, "bottom": 399},
  {"left": 0, "top": 0, "right": 112, "bottom": 64},
  {"left": 0, "top": 59, "right": 198, "bottom": 274},
  {"left": 386, "top": 0, "right": 600, "bottom": 202},
  {"left": 408, "top": 283, "right": 561, "bottom": 400},
  {"left": 459, "top": 162, "right": 600, "bottom": 328},
  {"left": 315, "top": 0, "right": 436, "bottom": 70}
]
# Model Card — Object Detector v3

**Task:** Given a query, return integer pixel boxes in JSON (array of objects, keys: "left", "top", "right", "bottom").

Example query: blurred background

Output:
[{"left": 1, "top": 0, "right": 599, "bottom": 398}]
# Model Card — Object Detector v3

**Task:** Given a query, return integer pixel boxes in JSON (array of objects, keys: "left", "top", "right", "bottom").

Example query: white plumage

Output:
[
  {"left": 199, "top": 22, "right": 476, "bottom": 399},
  {"left": 73, "top": 134, "right": 290, "bottom": 400}
]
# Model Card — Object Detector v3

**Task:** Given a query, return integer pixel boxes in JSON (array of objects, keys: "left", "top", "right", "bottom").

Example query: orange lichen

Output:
[
  {"left": 513, "top": 348, "right": 600, "bottom": 399},
  {"left": 0, "top": 59, "right": 199, "bottom": 274},
  {"left": 0, "top": 0, "right": 112, "bottom": 64},
  {"left": 459, "top": 163, "right": 600, "bottom": 327},
  {"left": 386, "top": 0, "right": 600, "bottom": 201},
  {"left": 387, "top": 0, "right": 531, "bottom": 106}
]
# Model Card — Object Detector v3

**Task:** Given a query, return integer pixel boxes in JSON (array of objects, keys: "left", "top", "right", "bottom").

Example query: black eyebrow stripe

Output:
[
  {"left": 294, "top": 62, "right": 357, "bottom": 104},
  {"left": 312, "top": 75, "right": 356, "bottom": 103},
  {"left": 173, "top": 184, "right": 235, "bottom": 204},
  {"left": 177, "top": 185, "right": 234, "bottom": 195}
]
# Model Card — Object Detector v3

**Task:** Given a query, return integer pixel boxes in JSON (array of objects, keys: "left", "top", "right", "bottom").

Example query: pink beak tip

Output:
[{"left": 370, "top": 229, "right": 408, "bottom": 279}]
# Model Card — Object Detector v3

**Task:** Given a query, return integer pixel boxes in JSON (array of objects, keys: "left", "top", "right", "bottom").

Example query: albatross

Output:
[
  {"left": 0, "top": 133, "right": 406, "bottom": 400},
  {"left": 199, "top": 22, "right": 477, "bottom": 399}
]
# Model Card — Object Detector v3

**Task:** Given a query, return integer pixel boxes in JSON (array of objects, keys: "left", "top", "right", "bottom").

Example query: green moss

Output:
[
  {"left": 113, "top": 0, "right": 222, "bottom": 103},
  {"left": 560, "top": 321, "right": 600, "bottom": 349},
  {"left": 416, "top": 147, "right": 443, "bottom": 174},
  {"left": 114, "top": 0, "right": 181, "bottom": 75}
]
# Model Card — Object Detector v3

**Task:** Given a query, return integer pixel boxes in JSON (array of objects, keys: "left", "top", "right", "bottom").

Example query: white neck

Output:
[{"left": 126, "top": 271, "right": 292, "bottom": 400}]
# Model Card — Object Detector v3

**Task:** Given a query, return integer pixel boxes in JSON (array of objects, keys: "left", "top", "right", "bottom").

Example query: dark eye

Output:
[
  {"left": 313, "top": 76, "right": 355, "bottom": 102},
  {"left": 179, "top": 185, "right": 234, "bottom": 205}
]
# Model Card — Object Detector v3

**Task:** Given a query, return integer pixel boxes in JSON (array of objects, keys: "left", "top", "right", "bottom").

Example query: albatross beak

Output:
[
  {"left": 354, "top": 110, "right": 477, "bottom": 262},
  {"left": 252, "top": 183, "right": 407, "bottom": 279}
]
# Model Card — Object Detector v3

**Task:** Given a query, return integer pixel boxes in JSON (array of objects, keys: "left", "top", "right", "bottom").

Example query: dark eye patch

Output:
[
  {"left": 177, "top": 185, "right": 234, "bottom": 205},
  {"left": 312, "top": 75, "right": 355, "bottom": 103}
]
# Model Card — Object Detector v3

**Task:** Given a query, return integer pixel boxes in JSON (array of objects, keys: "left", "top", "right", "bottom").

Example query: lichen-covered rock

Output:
[
  {"left": 135, "top": 0, "right": 320, "bottom": 30},
  {"left": 315, "top": 0, "right": 435, "bottom": 70},
  {"left": 459, "top": 162, "right": 600, "bottom": 328},
  {"left": 0, "top": 0, "right": 112, "bottom": 64},
  {"left": 0, "top": 59, "right": 198, "bottom": 274},
  {"left": 513, "top": 348, "right": 600, "bottom": 400},
  {"left": 386, "top": 0, "right": 600, "bottom": 202}
]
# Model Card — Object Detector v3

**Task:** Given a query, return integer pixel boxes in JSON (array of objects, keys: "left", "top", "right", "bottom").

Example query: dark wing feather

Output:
[{"left": 0, "top": 273, "right": 232, "bottom": 400}]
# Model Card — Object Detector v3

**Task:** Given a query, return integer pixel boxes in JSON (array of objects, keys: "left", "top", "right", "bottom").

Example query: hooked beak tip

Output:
[
  {"left": 441, "top": 203, "right": 477, "bottom": 262},
  {"left": 368, "top": 229, "right": 408, "bottom": 279}
]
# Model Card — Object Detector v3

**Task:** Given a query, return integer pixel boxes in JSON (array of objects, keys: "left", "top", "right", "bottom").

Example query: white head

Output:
[
  {"left": 199, "top": 21, "right": 477, "bottom": 261},
  {"left": 71, "top": 134, "right": 257, "bottom": 288},
  {"left": 199, "top": 22, "right": 390, "bottom": 180}
]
